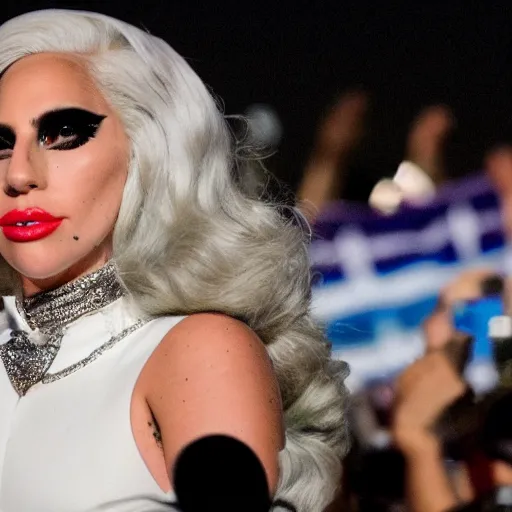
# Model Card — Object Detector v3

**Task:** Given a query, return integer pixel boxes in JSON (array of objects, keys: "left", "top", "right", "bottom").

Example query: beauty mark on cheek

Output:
[{"left": 73, "top": 236, "right": 79, "bottom": 241}]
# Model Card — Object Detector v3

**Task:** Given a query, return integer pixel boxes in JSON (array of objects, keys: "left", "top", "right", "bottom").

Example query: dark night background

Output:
[{"left": 3, "top": 1, "right": 512, "bottom": 200}]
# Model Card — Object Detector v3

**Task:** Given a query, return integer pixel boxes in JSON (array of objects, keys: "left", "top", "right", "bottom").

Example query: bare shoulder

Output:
[
  {"left": 144, "top": 313, "right": 277, "bottom": 383},
  {"left": 141, "top": 312, "right": 284, "bottom": 493}
]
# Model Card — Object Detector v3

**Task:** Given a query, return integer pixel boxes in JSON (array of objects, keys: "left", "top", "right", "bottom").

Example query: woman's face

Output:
[{"left": 0, "top": 52, "right": 129, "bottom": 294}]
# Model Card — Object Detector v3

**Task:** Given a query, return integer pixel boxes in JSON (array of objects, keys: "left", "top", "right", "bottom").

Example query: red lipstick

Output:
[{"left": 0, "top": 208, "right": 63, "bottom": 242}]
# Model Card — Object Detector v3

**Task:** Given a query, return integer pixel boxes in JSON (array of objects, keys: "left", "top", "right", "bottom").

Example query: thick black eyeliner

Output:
[
  {"left": 36, "top": 108, "right": 107, "bottom": 151},
  {"left": 0, "top": 126, "right": 15, "bottom": 150}
]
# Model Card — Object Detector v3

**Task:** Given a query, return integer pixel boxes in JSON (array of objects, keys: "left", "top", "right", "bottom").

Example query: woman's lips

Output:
[{"left": 0, "top": 208, "right": 63, "bottom": 242}]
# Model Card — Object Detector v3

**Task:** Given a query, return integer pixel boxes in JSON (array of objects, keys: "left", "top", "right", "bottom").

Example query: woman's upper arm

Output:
[{"left": 143, "top": 313, "right": 284, "bottom": 493}]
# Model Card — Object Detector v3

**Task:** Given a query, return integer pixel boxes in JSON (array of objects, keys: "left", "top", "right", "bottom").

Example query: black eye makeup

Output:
[
  {"left": 36, "top": 108, "right": 107, "bottom": 151},
  {"left": 0, "top": 126, "right": 15, "bottom": 161}
]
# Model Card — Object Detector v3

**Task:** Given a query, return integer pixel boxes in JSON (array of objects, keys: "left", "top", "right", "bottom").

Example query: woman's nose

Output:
[{"left": 3, "top": 142, "right": 46, "bottom": 197}]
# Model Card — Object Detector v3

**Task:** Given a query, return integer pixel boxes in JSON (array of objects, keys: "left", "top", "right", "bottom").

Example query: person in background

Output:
[
  {"left": 393, "top": 271, "right": 512, "bottom": 512},
  {"left": 296, "top": 91, "right": 454, "bottom": 221},
  {"left": 296, "top": 90, "right": 368, "bottom": 220},
  {"left": 486, "top": 146, "right": 512, "bottom": 244},
  {"left": 387, "top": 145, "right": 512, "bottom": 510}
]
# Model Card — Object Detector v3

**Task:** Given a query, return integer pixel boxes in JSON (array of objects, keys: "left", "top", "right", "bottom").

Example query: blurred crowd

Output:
[{"left": 289, "top": 91, "right": 512, "bottom": 511}]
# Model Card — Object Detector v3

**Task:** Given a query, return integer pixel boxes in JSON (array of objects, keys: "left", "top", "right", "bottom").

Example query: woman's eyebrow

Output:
[
  {"left": 29, "top": 107, "right": 104, "bottom": 129},
  {"left": 29, "top": 107, "right": 66, "bottom": 128}
]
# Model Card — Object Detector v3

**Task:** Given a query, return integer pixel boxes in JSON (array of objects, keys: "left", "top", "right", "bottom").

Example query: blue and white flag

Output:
[{"left": 310, "top": 173, "right": 508, "bottom": 390}]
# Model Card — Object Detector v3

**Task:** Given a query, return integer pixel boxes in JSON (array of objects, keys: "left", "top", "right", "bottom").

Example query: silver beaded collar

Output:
[
  {"left": 0, "top": 261, "right": 127, "bottom": 396},
  {"left": 16, "top": 261, "right": 125, "bottom": 335}
]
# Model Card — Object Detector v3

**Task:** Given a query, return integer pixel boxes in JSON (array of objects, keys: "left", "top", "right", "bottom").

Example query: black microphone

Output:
[{"left": 173, "top": 435, "right": 272, "bottom": 512}]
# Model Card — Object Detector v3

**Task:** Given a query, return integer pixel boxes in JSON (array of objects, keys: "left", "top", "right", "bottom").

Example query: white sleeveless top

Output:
[{"left": 0, "top": 296, "right": 186, "bottom": 512}]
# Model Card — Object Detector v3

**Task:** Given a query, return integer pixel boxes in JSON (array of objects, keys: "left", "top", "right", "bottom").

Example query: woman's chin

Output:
[
  {"left": 1, "top": 242, "right": 110, "bottom": 289},
  {"left": 4, "top": 255, "right": 86, "bottom": 289},
  {"left": 13, "top": 265, "right": 73, "bottom": 286}
]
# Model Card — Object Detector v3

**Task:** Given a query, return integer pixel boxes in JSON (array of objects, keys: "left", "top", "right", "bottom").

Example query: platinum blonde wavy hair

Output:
[{"left": 0, "top": 10, "right": 350, "bottom": 511}]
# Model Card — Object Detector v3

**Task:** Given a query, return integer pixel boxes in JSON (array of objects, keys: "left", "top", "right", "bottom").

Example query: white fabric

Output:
[{"left": 0, "top": 296, "right": 185, "bottom": 511}]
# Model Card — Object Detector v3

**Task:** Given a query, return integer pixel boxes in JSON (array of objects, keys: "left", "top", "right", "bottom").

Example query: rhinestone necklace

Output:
[
  {"left": 0, "top": 261, "right": 142, "bottom": 396},
  {"left": 18, "top": 261, "right": 124, "bottom": 332}
]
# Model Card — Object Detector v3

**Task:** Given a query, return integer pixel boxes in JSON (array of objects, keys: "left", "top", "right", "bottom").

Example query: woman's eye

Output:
[
  {"left": 0, "top": 131, "right": 14, "bottom": 161},
  {"left": 37, "top": 108, "right": 106, "bottom": 151},
  {"left": 40, "top": 125, "right": 78, "bottom": 149}
]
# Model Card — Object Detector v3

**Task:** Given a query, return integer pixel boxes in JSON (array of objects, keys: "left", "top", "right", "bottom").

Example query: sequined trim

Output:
[
  {"left": 42, "top": 318, "right": 150, "bottom": 384},
  {"left": 17, "top": 261, "right": 124, "bottom": 332}
]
